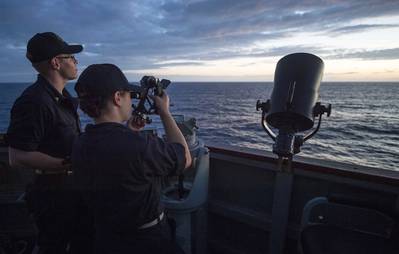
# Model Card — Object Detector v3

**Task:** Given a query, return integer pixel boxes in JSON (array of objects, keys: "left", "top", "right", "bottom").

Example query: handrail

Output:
[{"left": 206, "top": 143, "right": 399, "bottom": 186}]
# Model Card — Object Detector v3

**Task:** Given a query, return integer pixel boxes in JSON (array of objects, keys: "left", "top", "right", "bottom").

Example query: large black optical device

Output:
[
  {"left": 132, "top": 76, "right": 171, "bottom": 123},
  {"left": 256, "top": 53, "right": 331, "bottom": 254},
  {"left": 256, "top": 52, "right": 331, "bottom": 158}
]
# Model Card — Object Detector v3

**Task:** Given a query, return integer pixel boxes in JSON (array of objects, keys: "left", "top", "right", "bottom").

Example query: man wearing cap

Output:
[
  {"left": 72, "top": 64, "right": 191, "bottom": 254},
  {"left": 6, "top": 32, "right": 84, "bottom": 254}
]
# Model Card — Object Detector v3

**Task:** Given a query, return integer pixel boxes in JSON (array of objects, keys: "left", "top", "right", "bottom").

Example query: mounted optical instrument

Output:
[
  {"left": 256, "top": 53, "right": 331, "bottom": 254},
  {"left": 256, "top": 53, "right": 331, "bottom": 158}
]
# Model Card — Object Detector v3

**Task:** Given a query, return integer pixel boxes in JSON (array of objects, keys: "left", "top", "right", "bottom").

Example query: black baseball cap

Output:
[
  {"left": 26, "top": 32, "right": 83, "bottom": 63},
  {"left": 75, "top": 64, "right": 141, "bottom": 99}
]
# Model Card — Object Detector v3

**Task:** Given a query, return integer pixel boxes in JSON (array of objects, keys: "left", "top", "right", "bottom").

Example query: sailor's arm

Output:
[
  {"left": 154, "top": 92, "right": 192, "bottom": 169},
  {"left": 8, "top": 147, "right": 69, "bottom": 171},
  {"left": 7, "top": 100, "right": 69, "bottom": 171}
]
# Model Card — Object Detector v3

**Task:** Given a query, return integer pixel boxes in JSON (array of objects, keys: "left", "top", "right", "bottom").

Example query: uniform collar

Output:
[
  {"left": 85, "top": 122, "right": 126, "bottom": 133},
  {"left": 37, "top": 74, "right": 79, "bottom": 110}
]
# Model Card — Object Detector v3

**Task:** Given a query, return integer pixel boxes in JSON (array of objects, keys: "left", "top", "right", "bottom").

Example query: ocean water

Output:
[{"left": 0, "top": 82, "right": 398, "bottom": 171}]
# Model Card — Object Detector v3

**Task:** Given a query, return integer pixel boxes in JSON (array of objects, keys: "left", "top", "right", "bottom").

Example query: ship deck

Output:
[{"left": 1, "top": 142, "right": 398, "bottom": 254}]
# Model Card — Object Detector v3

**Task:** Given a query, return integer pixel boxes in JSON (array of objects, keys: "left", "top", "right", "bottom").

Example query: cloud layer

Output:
[{"left": 1, "top": 0, "right": 399, "bottom": 81}]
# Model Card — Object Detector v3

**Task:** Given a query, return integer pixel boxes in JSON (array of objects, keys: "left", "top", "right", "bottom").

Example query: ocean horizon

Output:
[{"left": 1, "top": 81, "right": 398, "bottom": 171}]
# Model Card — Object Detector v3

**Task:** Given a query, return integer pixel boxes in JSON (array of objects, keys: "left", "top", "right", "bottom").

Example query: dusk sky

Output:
[{"left": 1, "top": 0, "right": 399, "bottom": 82}]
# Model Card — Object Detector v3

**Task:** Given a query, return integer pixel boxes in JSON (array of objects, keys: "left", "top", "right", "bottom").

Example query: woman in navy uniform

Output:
[{"left": 72, "top": 64, "right": 191, "bottom": 254}]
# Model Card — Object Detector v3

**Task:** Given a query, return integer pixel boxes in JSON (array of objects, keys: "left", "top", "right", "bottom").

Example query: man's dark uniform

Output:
[
  {"left": 7, "top": 74, "right": 81, "bottom": 253},
  {"left": 72, "top": 122, "right": 186, "bottom": 254}
]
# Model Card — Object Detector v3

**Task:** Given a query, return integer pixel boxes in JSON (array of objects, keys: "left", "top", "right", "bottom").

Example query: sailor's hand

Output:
[
  {"left": 128, "top": 115, "right": 146, "bottom": 131},
  {"left": 150, "top": 91, "right": 170, "bottom": 116}
]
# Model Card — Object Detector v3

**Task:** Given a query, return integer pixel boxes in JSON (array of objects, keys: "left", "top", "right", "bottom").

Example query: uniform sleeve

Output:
[
  {"left": 140, "top": 135, "right": 186, "bottom": 177},
  {"left": 6, "top": 100, "right": 51, "bottom": 151}
]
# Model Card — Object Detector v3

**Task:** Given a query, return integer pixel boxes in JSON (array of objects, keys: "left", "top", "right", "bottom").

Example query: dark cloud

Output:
[
  {"left": 329, "top": 24, "right": 399, "bottom": 34},
  {"left": 329, "top": 48, "right": 399, "bottom": 60},
  {"left": 0, "top": 0, "right": 399, "bottom": 81},
  {"left": 161, "top": 0, "right": 399, "bottom": 39}
]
